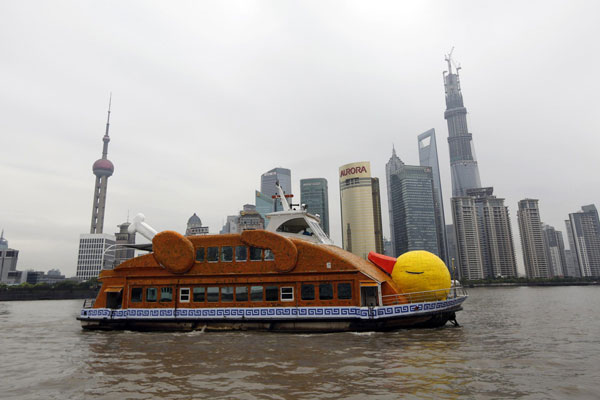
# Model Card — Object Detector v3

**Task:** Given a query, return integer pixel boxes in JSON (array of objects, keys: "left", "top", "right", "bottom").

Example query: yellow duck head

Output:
[{"left": 368, "top": 250, "right": 451, "bottom": 301}]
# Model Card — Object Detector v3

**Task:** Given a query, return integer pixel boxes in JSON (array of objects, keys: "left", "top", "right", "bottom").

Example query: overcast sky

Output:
[{"left": 1, "top": 1, "right": 599, "bottom": 277}]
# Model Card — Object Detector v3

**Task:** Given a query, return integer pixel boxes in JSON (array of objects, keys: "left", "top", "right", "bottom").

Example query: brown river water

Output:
[{"left": 0, "top": 286, "right": 599, "bottom": 399}]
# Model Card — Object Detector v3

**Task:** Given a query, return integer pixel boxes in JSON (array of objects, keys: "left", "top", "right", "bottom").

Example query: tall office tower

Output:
[
  {"left": 517, "top": 199, "right": 550, "bottom": 278},
  {"left": 185, "top": 214, "right": 209, "bottom": 236},
  {"left": 443, "top": 52, "right": 482, "bottom": 197},
  {"left": 261, "top": 167, "right": 292, "bottom": 211},
  {"left": 542, "top": 224, "right": 567, "bottom": 277},
  {"left": 385, "top": 147, "right": 404, "bottom": 257},
  {"left": 114, "top": 222, "right": 136, "bottom": 266},
  {"left": 387, "top": 161, "right": 439, "bottom": 257},
  {"left": 300, "top": 178, "right": 330, "bottom": 236},
  {"left": 451, "top": 197, "right": 484, "bottom": 280},
  {"left": 564, "top": 220, "right": 582, "bottom": 277},
  {"left": 76, "top": 233, "right": 116, "bottom": 281},
  {"left": 568, "top": 204, "right": 600, "bottom": 277},
  {"left": 90, "top": 97, "right": 115, "bottom": 234},
  {"left": 339, "top": 161, "right": 384, "bottom": 258},
  {"left": 418, "top": 129, "right": 449, "bottom": 263},
  {"left": 0, "top": 231, "right": 19, "bottom": 283},
  {"left": 468, "top": 188, "right": 517, "bottom": 278}
]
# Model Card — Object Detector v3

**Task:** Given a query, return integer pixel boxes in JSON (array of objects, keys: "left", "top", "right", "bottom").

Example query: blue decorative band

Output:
[{"left": 79, "top": 296, "right": 466, "bottom": 321}]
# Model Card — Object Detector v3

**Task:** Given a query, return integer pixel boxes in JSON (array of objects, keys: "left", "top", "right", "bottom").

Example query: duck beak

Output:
[{"left": 367, "top": 251, "right": 396, "bottom": 275}]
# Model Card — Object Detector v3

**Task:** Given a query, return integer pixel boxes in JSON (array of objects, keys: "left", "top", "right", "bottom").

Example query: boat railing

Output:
[
  {"left": 381, "top": 286, "right": 468, "bottom": 306},
  {"left": 82, "top": 298, "right": 95, "bottom": 309}
]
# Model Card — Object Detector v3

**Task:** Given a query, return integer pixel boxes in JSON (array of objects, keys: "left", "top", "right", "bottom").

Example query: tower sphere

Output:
[{"left": 93, "top": 158, "right": 114, "bottom": 177}]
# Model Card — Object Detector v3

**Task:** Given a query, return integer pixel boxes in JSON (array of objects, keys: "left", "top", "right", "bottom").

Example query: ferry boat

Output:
[{"left": 78, "top": 187, "right": 467, "bottom": 332}]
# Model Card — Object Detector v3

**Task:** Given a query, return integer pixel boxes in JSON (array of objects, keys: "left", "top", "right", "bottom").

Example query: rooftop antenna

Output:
[{"left": 101, "top": 93, "right": 112, "bottom": 159}]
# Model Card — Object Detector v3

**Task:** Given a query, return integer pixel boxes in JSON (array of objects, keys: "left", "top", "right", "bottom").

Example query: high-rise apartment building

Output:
[
  {"left": 564, "top": 220, "right": 582, "bottom": 277},
  {"left": 0, "top": 231, "right": 19, "bottom": 283},
  {"left": 451, "top": 197, "right": 484, "bottom": 280},
  {"left": 114, "top": 222, "right": 136, "bottom": 266},
  {"left": 77, "top": 99, "right": 117, "bottom": 280},
  {"left": 261, "top": 168, "right": 291, "bottom": 211},
  {"left": 76, "top": 233, "right": 116, "bottom": 281},
  {"left": 469, "top": 188, "right": 517, "bottom": 278},
  {"left": 339, "top": 161, "right": 384, "bottom": 258},
  {"left": 385, "top": 147, "right": 405, "bottom": 257},
  {"left": 387, "top": 158, "right": 439, "bottom": 257},
  {"left": 300, "top": 178, "right": 330, "bottom": 236},
  {"left": 517, "top": 199, "right": 550, "bottom": 278},
  {"left": 443, "top": 52, "right": 482, "bottom": 197},
  {"left": 568, "top": 204, "right": 600, "bottom": 277},
  {"left": 418, "top": 129, "right": 448, "bottom": 264},
  {"left": 542, "top": 224, "right": 567, "bottom": 277}
]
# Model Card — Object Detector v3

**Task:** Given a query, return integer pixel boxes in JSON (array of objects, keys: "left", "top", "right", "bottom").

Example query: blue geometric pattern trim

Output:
[{"left": 79, "top": 296, "right": 466, "bottom": 321}]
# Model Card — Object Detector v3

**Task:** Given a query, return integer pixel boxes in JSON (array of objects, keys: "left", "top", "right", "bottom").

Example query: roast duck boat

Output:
[{"left": 79, "top": 187, "right": 467, "bottom": 332}]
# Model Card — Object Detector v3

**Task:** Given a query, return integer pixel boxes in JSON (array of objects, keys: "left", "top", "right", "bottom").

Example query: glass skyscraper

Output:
[
  {"left": 418, "top": 129, "right": 448, "bottom": 264},
  {"left": 260, "top": 167, "right": 291, "bottom": 212},
  {"left": 300, "top": 178, "right": 330, "bottom": 236},
  {"left": 388, "top": 163, "right": 439, "bottom": 257}
]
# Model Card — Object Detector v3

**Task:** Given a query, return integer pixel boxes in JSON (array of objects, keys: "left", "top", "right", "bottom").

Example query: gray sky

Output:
[{"left": 1, "top": 1, "right": 599, "bottom": 277}]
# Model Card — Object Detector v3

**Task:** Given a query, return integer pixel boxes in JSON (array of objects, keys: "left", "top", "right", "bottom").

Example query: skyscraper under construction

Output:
[
  {"left": 444, "top": 51, "right": 482, "bottom": 197},
  {"left": 443, "top": 52, "right": 517, "bottom": 279}
]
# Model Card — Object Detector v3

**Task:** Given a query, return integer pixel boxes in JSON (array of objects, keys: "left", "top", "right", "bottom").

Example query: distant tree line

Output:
[
  {"left": 463, "top": 276, "right": 599, "bottom": 285},
  {"left": 0, "top": 278, "right": 99, "bottom": 292}
]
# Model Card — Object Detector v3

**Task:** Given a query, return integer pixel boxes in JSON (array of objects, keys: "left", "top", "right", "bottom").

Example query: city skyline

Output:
[{"left": 1, "top": 1, "right": 599, "bottom": 276}]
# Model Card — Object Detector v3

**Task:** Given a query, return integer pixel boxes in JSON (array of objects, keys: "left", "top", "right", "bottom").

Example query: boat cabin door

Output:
[
  {"left": 360, "top": 282, "right": 380, "bottom": 307},
  {"left": 105, "top": 287, "right": 123, "bottom": 309}
]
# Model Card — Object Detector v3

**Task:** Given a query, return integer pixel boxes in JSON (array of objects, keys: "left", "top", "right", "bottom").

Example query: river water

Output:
[{"left": 0, "top": 286, "right": 598, "bottom": 399}]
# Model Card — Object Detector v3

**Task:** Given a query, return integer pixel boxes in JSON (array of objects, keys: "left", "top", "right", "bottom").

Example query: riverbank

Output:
[{"left": 466, "top": 281, "right": 599, "bottom": 288}]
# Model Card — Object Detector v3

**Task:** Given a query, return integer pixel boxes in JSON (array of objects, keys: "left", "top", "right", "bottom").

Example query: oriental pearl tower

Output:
[{"left": 90, "top": 96, "right": 114, "bottom": 234}]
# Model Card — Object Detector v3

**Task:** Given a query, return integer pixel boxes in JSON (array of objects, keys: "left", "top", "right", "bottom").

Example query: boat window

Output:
[
  {"left": 264, "top": 249, "right": 275, "bottom": 261},
  {"left": 221, "top": 246, "right": 233, "bottom": 262},
  {"left": 249, "top": 247, "right": 262, "bottom": 261},
  {"left": 265, "top": 286, "right": 278, "bottom": 301},
  {"left": 221, "top": 287, "right": 234, "bottom": 302},
  {"left": 207, "top": 247, "right": 219, "bottom": 262},
  {"left": 180, "top": 288, "right": 190, "bottom": 303},
  {"left": 207, "top": 287, "right": 219, "bottom": 302},
  {"left": 160, "top": 287, "right": 173, "bottom": 302},
  {"left": 319, "top": 283, "right": 333, "bottom": 300},
  {"left": 338, "top": 283, "right": 352, "bottom": 300},
  {"left": 250, "top": 286, "right": 263, "bottom": 302},
  {"left": 235, "top": 286, "right": 248, "bottom": 302},
  {"left": 195, "top": 248, "right": 205, "bottom": 262},
  {"left": 308, "top": 220, "right": 332, "bottom": 244},
  {"left": 281, "top": 287, "right": 294, "bottom": 302},
  {"left": 146, "top": 287, "right": 157, "bottom": 302},
  {"left": 301, "top": 284, "right": 315, "bottom": 300},
  {"left": 276, "top": 217, "right": 310, "bottom": 234},
  {"left": 131, "top": 287, "right": 143, "bottom": 303},
  {"left": 193, "top": 287, "right": 205, "bottom": 302},
  {"left": 235, "top": 246, "right": 247, "bottom": 262}
]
